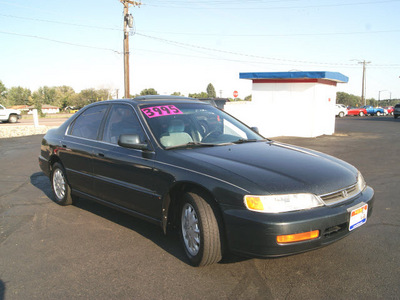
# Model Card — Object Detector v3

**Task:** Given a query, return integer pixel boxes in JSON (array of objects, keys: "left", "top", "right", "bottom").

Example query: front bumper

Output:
[{"left": 222, "top": 186, "right": 374, "bottom": 258}]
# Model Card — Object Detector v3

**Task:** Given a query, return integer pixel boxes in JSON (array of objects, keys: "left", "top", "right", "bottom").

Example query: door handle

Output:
[{"left": 97, "top": 153, "right": 105, "bottom": 157}]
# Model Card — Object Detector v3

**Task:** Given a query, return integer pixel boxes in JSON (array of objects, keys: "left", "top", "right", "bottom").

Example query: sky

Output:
[{"left": 0, "top": 0, "right": 399, "bottom": 101}]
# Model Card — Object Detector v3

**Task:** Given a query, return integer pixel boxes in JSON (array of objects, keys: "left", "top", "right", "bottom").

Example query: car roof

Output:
[
  {"left": 131, "top": 95, "right": 204, "bottom": 105},
  {"left": 98, "top": 95, "right": 206, "bottom": 106}
]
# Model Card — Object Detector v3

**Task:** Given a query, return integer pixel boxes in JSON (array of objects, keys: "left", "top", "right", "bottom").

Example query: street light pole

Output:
[{"left": 379, "top": 90, "right": 392, "bottom": 102}]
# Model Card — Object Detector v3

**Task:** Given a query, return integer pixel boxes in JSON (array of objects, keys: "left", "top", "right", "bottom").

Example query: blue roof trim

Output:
[{"left": 239, "top": 71, "right": 349, "bottom": 83}]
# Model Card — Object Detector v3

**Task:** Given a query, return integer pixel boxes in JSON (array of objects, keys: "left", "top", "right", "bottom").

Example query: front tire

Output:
[
  {"left": 8, "top": 115, "right": 18, "bottom": 123},
  {"left": 376, "top": 111, "right": 381, "bottom": 116},
  {"left": 180, "top": 191, "right": 222, "bottom": 266},
  {"left": 51, "top": 163, "right": 74, "bottom": 206},
  {"left": 359, "top": 111, "right": 365, "bottom": 116}
]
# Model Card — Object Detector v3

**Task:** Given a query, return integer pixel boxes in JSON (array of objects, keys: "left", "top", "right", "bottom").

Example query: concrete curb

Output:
[{"left": 0, "top": 125, "right": 58, "bottom": 139}]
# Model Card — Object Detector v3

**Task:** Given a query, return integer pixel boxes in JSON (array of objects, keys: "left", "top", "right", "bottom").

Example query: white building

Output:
[{"left": 225, "top": 71, "right": 348, "bottom": 138}]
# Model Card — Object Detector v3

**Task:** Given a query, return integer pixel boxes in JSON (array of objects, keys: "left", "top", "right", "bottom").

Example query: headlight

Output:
[
  {"left": 244, "top": 193, "right": 324, "bottom": 213},
  {"left": 357, "top": 171, "right": 366, "bottom": 192}
]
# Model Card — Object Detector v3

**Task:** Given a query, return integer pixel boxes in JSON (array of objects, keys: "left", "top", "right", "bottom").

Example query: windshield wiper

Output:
[
  {"left": 232, "top": 139, "right": 259, "bottom": 144},
  {"left": 165, "top": 142, "right": 216, "bottom": 150}
]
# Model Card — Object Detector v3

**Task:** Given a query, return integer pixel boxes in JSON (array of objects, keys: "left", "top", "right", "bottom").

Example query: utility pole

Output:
[
  {"left": 120, "top": 0, "right": 141, "bottom": 98},
  {"left": 358, "top": 60, "right": 371, "bottom": 106}
]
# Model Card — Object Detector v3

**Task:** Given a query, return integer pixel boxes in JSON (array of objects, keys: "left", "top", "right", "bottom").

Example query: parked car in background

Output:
[
  {"left": 394, "top": 104, "right": 400, "bottom": 119},
  {"left": 0, "top": 104, "right": 21, "bottom": 123},
  {"left": 38, "top": 96, "right": 374, "bottom": 266},
  {"left": 347, "top": 107, "right": 368, "bottom": 116},
  {"left": 384, "top": 106, "right": 394, "bottom": 115},
  {"left": 361, "top": 105, "right": 385, "bottom": 116},
  {"left": 335, "top": 104, "right": 347, "bottom": 118}
]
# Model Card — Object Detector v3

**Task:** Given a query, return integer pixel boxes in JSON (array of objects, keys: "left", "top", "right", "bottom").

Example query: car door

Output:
[
  {"left": 58, "top": 104, "right": 109, "bottom": 196},
  {"left": 92, "top": 103, "right": 162, "bottom": 221},
  {"left": 0, "top": 105, "right": 6, "bottom": 121}
]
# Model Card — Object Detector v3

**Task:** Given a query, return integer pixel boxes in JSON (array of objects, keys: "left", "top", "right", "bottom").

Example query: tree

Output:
[
  {"left": 244, "top": 95, "right": 252, "bottom": 101},
  {"left": 206, "top": 83, "right": 216, "bottom": 98},
  {"left": 79, "top": 88, "right": 97, "bottom": 104},
  {"left": 33, "top": 86, "right": 56, "bottom": 105},
  {"left": 336, "top": 92, "right": 361, "bottom": 107},
  {"left": 140, "top": 88, "right": 158, "bottom": 95},
  {"left": 366, "top": 98, "right": 377, "bottom": 107},
  {"left": 96, "top": 88, "right": 111, "bottom": 101},
  {"left": 0, "top": 80, "right": 7, "bottom": 103},
  {"left": 7, "top": 86, "right": 32, "bottom": 106},
  {"left": 54, "top": 86, "right": 75, "bottom": 109},
  {"left": 189, "top": 92, "right": 208, "bottom": 99},
  {"left": 171, "top": 92, "right": 184, "bottom": 96}
]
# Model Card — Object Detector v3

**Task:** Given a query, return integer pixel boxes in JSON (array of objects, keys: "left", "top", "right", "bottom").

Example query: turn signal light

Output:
[
  {"left": 277, "top": 230, "right": 320, "bottom": 244},
  {"left": 244, "top": 196, "right": 264, "bottom": 211}
]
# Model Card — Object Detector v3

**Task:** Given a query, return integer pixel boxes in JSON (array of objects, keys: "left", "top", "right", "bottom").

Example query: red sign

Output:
[{"left": 233, "top": 91, "right": 239, "bottom": 98}]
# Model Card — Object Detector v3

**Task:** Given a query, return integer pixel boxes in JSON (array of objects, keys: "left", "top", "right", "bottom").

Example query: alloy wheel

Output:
[
  {"left": 53, "top": 169, "right": 66, "bottom": 200},
  {"left": 181, "top": 203, "right": 201, "bottom": 256}
]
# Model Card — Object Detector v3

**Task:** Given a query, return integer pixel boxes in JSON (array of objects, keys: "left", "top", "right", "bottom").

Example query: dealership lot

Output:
[{"left": 0, "top": 116, "right": 399, "bottom": 299}]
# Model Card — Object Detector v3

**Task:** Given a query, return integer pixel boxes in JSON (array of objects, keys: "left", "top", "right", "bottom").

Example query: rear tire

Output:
[
  {"left": 376, "top": 111, "right": 381, "bottom": 116},
  {"left": 180, "top": 191, "right": 223, "bottom": 266},
  {"left": 359, "top": 111, "right": 365, "bottom": 117},
  {"left": 51, "top": 163, "right": 74, "bottom": 206}
]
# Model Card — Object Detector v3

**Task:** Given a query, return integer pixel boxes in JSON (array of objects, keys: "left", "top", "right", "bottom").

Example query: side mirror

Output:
[
  {"left": 251, "top": 127, "right": 259, "bottom": 133},
  {"left": 118, "top": 134, "right": 149, "bottom": 150}
]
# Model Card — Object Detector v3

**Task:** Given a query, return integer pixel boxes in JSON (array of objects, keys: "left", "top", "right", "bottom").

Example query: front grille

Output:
[{"left": 320, "top": 183, "right": 360, "bottom": 206}]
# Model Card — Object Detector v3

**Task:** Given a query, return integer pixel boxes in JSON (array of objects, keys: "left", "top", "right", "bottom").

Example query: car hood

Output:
[{"left": 175, "top": 141, "right": 358, "bottom": 195}]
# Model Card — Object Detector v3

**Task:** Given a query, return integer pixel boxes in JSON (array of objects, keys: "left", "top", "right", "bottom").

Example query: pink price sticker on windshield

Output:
[{"left": 141, "top": 105, "right": 183, "bottom": 118}]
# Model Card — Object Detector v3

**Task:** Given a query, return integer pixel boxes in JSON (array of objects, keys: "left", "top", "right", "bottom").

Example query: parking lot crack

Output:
[{"left": 0, "top": 180, "right": 29, "bottom": 199}]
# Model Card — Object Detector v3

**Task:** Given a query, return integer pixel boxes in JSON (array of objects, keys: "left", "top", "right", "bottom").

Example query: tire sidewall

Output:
[
  {"left": 51, "top": 163, "right": 73, "bottom": 206},
  {"left": 9, "top": 115, "right": 17, "bottom": 123},
  {"left": 180, "top": 192, "right": 205, "bottom": 266}
]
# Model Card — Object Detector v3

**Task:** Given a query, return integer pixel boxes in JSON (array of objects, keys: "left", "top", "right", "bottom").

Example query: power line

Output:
[
  {"left": 135, "top": 32, "right": 358, "bottom": 66},
  {"left": 143, "top": 0, "right": 400, "bottom": 9},
  {"left": 2, "top": 13, "right": 400, "bottom": 38},
  {"left": 1, "top": 12, "right": 399, "bottom": 68},
  {"left": 2, "top": 28, "right": 399, "bottom": 68},
  {"left": 139, "top": 28, "right": 400, "bottom": 37},
  {"left": 0, "top": 13, "right": 122, "bottom": 32},
  {"left": 0, "top": 30, "right": 122, "bottom": 54}
]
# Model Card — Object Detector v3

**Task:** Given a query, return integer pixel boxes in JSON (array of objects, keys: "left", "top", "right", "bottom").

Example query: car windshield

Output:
[{"left": 140, "top": 102, "right": 265, "bottom": 149}]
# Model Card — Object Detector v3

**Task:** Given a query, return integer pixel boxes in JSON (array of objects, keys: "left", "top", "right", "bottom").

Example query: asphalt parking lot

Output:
[{"left": 0, "top": 116, "right": 399, "bottom": 299}]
